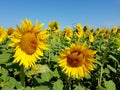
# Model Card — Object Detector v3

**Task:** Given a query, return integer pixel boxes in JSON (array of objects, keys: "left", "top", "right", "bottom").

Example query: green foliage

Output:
[
  {"left": 74, "top": 84, "right": 85, "bottom": 90},
  {"left": 104, "top": 80, "right": 116, "bottom": 90},
  {"left": 0, "top": 52, "right": 12, "bottom": 64},
  {"left": 41, "top": 72, "right": 53, "bottom": 82},
  {"left": 107, "top": 65, "right": 116, "bottom": 73},
  {"left": 53, "top": 80, "right": 63, "bottom": 90},
  {"left": 0, "top": 26, "right": 120, "bottom": 90}
]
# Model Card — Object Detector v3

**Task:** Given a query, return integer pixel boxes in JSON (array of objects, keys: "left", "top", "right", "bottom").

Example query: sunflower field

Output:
[{"left": 0, "top": 19, "right": 120, "bottom": 90}]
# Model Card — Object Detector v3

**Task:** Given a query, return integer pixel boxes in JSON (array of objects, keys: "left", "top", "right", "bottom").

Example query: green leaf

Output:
[
  {"left": 52, "top": 68, "right": 60, "bottom": 77},
  {"left": 50, "top": 54, "right": 58, "bottom": 62},
  {"left": 108, "top": 55, "right": 118, "bottom": 63},
  {"left": 101, "top": 45, "right": 107, "bottom": 50},
  {"left": 118, "top": 64, "right": 120, "bottom": 68},
  {"left": 95, "top": 61, "right": 102, "bottom": 66},
  {"left": 5, "top": 77, "right": 16, "bottom": 88},
  {"left": 0, "top": 69, "right": 9, "bottom": 82},
  {"left": 39, "top": 64, "right": 51, "bottom": 73},
  {"left": 0, "top": 75, "right": 9, "bottom": 82},
  {"left": 24, "top": 86, "right": 32, "bottom": 90},
  {"left": 33, "top": 86, "right": 50, "bottom": 90},
  {"left": 41, "top": 72, "right": 53, "bottom": 82},
  {"left": 53, "top": 79, "right": 63, "bottom": 90},
  {"left": 107, "top": 65, "right": 116, "bottom": 73},
  {"left": 28, "top": 64, "right": 51, "bottom": 75},
  {"left": 0, "top": 52, "right": 12, "bottom": 64},
  {"left": 34, "top": 77, "right": 43, "bottom": 83},
  {"left": 103, "top": 68, "right": 110, "bottom": 74},
  {"left": 74, "top": 84, "right": 85, "bottom": 90},
  {"left": 98, "top": 86, "right": 106, "bottom": 90},
  {"left": 1, "top": 86, "right": 14, "bottom": 90},
  {"left": 104, "top": 80, "right": 116, "bottom": 90},
  {"left": 0, "top": 82, "right": 6, "bottom": 87},
  {"left": 84, "top": 74, "right": 91, "bottom": 79},
  {"left": 0, "top": 68, "right": 8, "bottom": 75},
  {"left": 15, "top": 81, "right": 22, "bottom": 89}
]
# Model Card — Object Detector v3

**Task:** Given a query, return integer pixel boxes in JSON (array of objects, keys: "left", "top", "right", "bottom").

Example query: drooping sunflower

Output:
[
  {"left": 0, "top": 26, "right": 6, "bottom": 43},
  {"left": 10, "top": 19, "right": 49, "bottom": 68},
  {"left": 58, "top": 42, "right": 97, "bottom": 78}
]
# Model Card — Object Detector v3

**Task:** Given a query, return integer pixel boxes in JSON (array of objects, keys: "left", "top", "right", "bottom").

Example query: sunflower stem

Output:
[
  {"left": 68, "top": 77, "right": 72, "bottom": 90},
  {"left": 20, "top": 65, "right": 25, "bottom": 87},
  {"left": 98, "top": 65, "right": 103, "bottom": 88}
]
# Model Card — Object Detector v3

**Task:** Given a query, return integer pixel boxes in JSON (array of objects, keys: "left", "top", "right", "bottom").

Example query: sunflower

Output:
[
  {"left": 10, "top": 19, "right": 49, "bottom": 68},
  {"left": 6, "top": 27, "right": 16, "bottom": 39},
  {"left": 63, "top": 27, "right": 73, "bottom": 41},
  {"left": 48, "top": 21, "right": 60, "bottom": 33},
  {"left": 75, "top": 23, "right": 84, "bottom": 38},
  {"left": 90, "top": 28, "right": 94, "bottom": 33},
  {"left": 89, "top": 33, "right": 94, "bottom": 42},
  {"left": 94, "top": 28, "right": 101, "bottom": 38},
  {"left": 104, "top": 29, "right": 111, "bottom": 39},
  {"left": 100, "top": 29, "right": 106, "bottom": 36},
  {"left": 112, "top": 25, "right": 117, "bottom": 35},
  {"left": 58, "top": 42, "right": 96, "bottom": 78},
  {"left": 0, "top": 27, "right": 6, "bottom": 43},
  {"left": 64, "top": 27, "right": 73, "bottom": 37}
]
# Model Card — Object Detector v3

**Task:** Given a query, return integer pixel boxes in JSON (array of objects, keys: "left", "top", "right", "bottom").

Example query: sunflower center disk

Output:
[
  {"left": 20, "top": 32, "right": 38, "bottom": 55},
  {"left": 7, "top": 29, "right": 14, "bottom": 35},
  {"left": 67, "top": 51, "right": 85, "bottom": 67}
]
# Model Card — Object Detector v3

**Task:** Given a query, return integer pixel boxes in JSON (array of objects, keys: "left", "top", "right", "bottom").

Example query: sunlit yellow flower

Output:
[
  {"left": 104, "top": 28, "right": 111, "bottom": 39},
  {"left": 63, "top": 27, "right": 73, "bottom": 41},
  {"left": 96, "top": 27, "right": 101, "bottom": 33},
  {"left": 64, "top": 27, "right": 73, "bottom": 37},
  {"left": 7, "top": 27, "right": 14, "bottom": 36},
  {"left": 89, "top": 33, "right": 94, "bottom": 42},
  {"left": 57, "top": 38, "right": 61, "bottom": 43},
  {"left": 64, "top": 36, "right": 71, "bottom": 41},
  {"left": 76, "top": 24, "right": 84, "bottom": 38},
  {"left": 112, "top": 25, "right": 117, "bottom": 34},
  {"left": 6, "top": 27, "right": 16, "bottom": 39},
  {"left": 10, "top": 19, "right": 49, "bottom": 68},
  {"left": 48, "top": 21, "right": 60, "bottom": 33},
  {"left": 117, "top": 27, "right": 120, "bottom": 36},
  {"left": 0, "top": 27, "right": 6, "bottom": 43},
  {"left": 86, "top": 29, "right": 90, "bottom": 33},
  {"left": 100, "top": 29, "right": 106, "bottom": 36},
  {"left": 94, "top": 27, "right": 101, "bottom": 37},
  {"left": 58, "top": 42, "right": 97, "bottom": 78}
]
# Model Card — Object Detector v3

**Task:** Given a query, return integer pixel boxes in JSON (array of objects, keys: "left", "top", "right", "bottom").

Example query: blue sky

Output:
[{"left": 0, "top": 0, "right": 120, "bottom": 30}]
